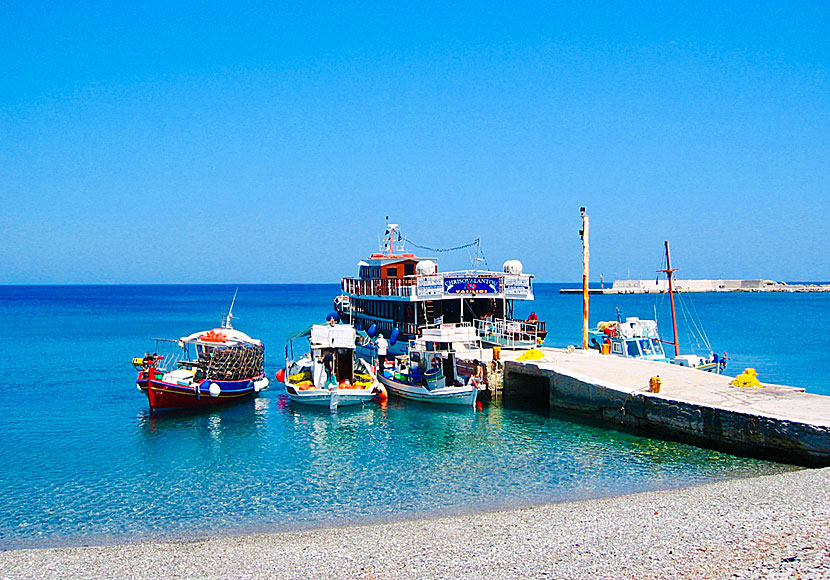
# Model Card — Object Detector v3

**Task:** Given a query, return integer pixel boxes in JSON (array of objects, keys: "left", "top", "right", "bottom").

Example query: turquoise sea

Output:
[{"left": 1, "top": 283, "right": 826, "bottom": 549}]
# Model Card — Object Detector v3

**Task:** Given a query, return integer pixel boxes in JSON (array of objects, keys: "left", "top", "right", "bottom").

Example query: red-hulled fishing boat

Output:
[{"left": 133, "top": 296, "right": 268, "bottom": 412}]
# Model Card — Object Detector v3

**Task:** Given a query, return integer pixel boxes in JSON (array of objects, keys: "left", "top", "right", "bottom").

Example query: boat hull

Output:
[
  {"left": 693, "top": 361, "right": 727, "bottom": 374},
  {"left": 285, "top": 386, "right": 376, "bottom": 407},
  {"left": 141, "top": 376, "right": 268, "bottom": 411},
  {"left": 378, "top": 373, "right": 478, "bottom": 406}
]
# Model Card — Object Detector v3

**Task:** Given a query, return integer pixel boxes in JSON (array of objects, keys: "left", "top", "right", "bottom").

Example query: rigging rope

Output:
[{"left": 405, "top": 237, "right": 481, "bottom": 253}]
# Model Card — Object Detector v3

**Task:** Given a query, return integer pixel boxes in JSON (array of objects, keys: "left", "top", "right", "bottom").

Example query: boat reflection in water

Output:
[{"left": 137, "top": 395, "right": 269, "bottom": 441}]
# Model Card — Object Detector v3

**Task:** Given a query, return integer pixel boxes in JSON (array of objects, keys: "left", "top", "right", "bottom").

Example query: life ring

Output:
[{"left": 431, "top": 356, "right": 442, "bottom": 368}]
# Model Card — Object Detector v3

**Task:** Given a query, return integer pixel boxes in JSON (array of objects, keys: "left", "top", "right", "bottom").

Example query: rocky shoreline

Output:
[{"left": 2, "top": 467, "right": 829, "bottom": 579}]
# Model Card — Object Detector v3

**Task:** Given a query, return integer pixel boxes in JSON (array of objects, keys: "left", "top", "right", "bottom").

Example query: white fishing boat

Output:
[
  {"left": 376, "top": 323, "right": 488, "bottom": 407},
  {"left": 588, "top": 241, "right": 727, "bottom": 374},
  {"left": 279, "top": 323, "right": 380, "bottom": 409}
]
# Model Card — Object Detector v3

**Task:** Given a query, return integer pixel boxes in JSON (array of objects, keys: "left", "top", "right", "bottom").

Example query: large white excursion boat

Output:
[{"left": 335, "top": 223, "right": 546, "bottom": 355}]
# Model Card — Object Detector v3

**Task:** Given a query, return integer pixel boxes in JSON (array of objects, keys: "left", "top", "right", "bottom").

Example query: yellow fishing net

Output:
[
  {"left": 729, "top": 368, "right": 763, "bottom": 388},
  {"left": 517, "top": 348, "right": 545, "bottom": 361}
]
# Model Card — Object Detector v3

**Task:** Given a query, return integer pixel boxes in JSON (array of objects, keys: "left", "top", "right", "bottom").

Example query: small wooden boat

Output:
[
  {"left": 280, "top": 323, "right": 380, "bottom": 409},
  {"left": 133, "top": 296, "right": 268, "bottom": 412}
]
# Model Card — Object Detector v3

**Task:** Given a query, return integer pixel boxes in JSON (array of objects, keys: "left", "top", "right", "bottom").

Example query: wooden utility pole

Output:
[{"left": 581, "top": 207, "right": 589, "bottom": 350}]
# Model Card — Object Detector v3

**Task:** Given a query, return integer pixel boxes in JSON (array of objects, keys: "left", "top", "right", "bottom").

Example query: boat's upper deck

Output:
[{"left": 341, "top": 269, "right": 535, "bottom": 302}]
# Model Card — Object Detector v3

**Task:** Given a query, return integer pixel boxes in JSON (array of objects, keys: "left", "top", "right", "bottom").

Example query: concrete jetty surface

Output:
[{"left": 504, "top": 348, "right": 830, "bottom": 466}]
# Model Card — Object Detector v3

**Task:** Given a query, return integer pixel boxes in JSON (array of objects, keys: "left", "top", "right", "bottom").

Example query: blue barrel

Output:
[
  {"left": 390, "top": 328, "right": 400, "bottom": 346},
  {"left": 367, "top": 323, "right": 377, "bottom": 337}
]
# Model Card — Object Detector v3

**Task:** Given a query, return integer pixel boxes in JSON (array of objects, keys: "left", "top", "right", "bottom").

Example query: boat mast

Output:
[
  {"left": 659, "top": 241, "right": 679, "bottom": 357},
  {"left": 385, "top": 222, "right": 398, "bottom": 256},
  {"left": 580, "top": 207, "right": 589, "bottom": 350},
  {"left": 223, "top": 288, "right": 238, "bottom": 329}
]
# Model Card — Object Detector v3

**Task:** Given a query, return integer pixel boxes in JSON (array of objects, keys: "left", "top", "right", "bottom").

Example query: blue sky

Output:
[{"left": 1, "top": 1, "right": 827, "bottom": 283}]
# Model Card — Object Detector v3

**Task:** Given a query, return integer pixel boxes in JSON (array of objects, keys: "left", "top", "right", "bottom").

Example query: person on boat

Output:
[
  {"left": 323, "top": 351, "right": 336, "bottom": 389},
  {"left": 376, "top": 333, "right": 389, "bottom": 369},
  {"left": 470, "top": 359, "right": 484, "bottom": 387},
  {"left": 528, "top": 312, "right": 538, "bottom": 322}
]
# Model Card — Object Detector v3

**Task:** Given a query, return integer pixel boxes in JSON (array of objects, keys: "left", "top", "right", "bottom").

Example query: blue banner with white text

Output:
[{"left": 443, "top": 276, "right": 500, "bottom": 295}]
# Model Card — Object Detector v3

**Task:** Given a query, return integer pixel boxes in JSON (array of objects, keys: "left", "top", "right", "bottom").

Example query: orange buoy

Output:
[
  {"left": 276, "top": 369, "right": 285, "bottom": 383},
  {"left": 375, "top": 383, "right": 388, "bottom": 401}
]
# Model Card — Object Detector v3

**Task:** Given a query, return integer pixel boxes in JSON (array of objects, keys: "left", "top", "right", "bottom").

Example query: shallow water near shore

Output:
[{"left": 0, "top": 284, "right": 822, "bottom": 549}]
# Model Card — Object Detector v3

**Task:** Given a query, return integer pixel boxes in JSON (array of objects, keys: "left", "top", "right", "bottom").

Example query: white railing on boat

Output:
[
  {"left": 341, "top": 272, "right": 534, "bottom": 300},
  {"left": 341, "top": 277, "right": 417, "bottom": 298},
  {"left": 146, "top": 338, "right": 189, "bottom": 372},
  {"left": 474, "top": 318, "right": 542, "bottom": 350}
]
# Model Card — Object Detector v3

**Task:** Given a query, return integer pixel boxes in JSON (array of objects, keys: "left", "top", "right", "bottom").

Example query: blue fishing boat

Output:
[
  {"left": 590, "top": 241, "right": 727, "bottom": 374},
  {"left": 589, "top": 316, "right": 726, "bottom": 372}
]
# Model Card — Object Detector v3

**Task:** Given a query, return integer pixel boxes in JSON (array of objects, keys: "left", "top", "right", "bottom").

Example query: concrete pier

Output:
[{"left": 503, "top": 348, "right": 830, "bottom": 466}]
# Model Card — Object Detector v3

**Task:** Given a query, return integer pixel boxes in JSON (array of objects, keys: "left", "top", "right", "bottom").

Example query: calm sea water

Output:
[{"left": 0, "top": 283, "right": 825, "bottom": 549}]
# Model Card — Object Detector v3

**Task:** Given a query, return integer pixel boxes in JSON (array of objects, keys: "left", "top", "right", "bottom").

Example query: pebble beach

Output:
[{"left": 3, "top": 467, "right": 828, "bottom": 580}]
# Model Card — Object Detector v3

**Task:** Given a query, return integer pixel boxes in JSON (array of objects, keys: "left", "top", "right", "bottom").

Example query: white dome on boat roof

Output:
[
  {"left": 416, "top": 260, "right": 437, "bottom": 275},
  {"left": 503, "top": 260, "right": 523, "bottom": 275}
]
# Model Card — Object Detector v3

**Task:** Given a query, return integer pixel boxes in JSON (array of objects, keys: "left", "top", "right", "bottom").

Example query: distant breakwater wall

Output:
[{"left": 560, "top": 279, "right": 830, "bottom": 294}]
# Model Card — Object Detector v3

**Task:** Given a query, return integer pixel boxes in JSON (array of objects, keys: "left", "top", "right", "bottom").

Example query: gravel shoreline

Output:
[{"left": 3, "top": 468, "right": 829, "bottom": 579}]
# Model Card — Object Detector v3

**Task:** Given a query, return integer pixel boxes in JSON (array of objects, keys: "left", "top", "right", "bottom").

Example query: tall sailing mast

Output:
[{"left": 658, "top": 241, "right": 679, "bottom": 357}]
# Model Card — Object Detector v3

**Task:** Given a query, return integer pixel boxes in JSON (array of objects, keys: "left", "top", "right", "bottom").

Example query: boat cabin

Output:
[{"left": 590, "top": 318, "right": 670, "bottom": 363}]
